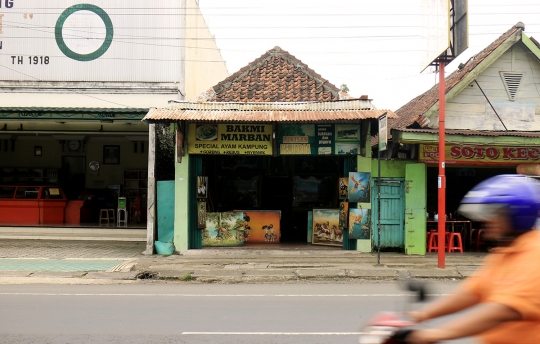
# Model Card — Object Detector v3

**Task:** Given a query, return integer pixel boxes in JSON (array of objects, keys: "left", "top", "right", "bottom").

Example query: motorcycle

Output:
[{"left": 358, "top": 282, "right": 428, "bottom": 344}]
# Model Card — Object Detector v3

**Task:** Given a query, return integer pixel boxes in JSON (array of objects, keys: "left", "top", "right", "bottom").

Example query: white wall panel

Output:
[{"left": 0, "top": 1, "right": 184, "bottom": 82}]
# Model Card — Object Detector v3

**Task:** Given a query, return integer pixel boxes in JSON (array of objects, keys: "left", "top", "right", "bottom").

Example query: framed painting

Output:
[
  {"left": 103, "top": 145, "right": 120, "bottom": 164},
  {"left": 197, "top": 176, "right": 208, "bottom": 198},
  {"left": 338, "top": 177, "right": 348, "bottom": 199},
  {"left": 237, "top": 210, "right": 281, "bottom": 243},
  {"left": 202, "top": 212, "right": 244, "bottom": 247},
  {"left": 349, "top": 208, "right": 372, "bottom": 240},
  {"left": 348, "top": 172, "right": 371, "bottom": 203},
  {"left": 312, "top": 208, "right": 343, "bottom": 246},
  {"left": 335, "top": 124, "right": 360, "bottom": 141},
  {"left": 197, "top": 201, "right": 206, "bottom": 228},
  {"left": 339, "top": 202, "right": 348, "bottom": 228}
]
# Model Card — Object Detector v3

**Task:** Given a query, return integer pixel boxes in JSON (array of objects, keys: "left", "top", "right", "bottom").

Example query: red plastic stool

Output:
[
  {"left": 427, "top": 232, "right": 447, "bottom": 252},
  {"left": 446, "top": 232, "right": 464, "bottom": 253}
]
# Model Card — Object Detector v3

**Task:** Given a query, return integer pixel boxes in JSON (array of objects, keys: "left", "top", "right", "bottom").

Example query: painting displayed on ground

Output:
[
  {"left": 202, "top": 212, "right": 244, "bottom": 247},
  {"left": 197, "top": 201, "right": 206, "bottom": 228},
  {"left": 338, "top": 177, "right": 348, "bottom": 199},
  {"left": 293, "top": 176, "right": 332, "bottom": 207},
  {"left": 312, "top": 209, "right": 343, "bottom": 247},
  {"left": 349, "top": 208, "right": 371, "bottom": 240},
  {"left": 339, "top": 202, "right": 348, "bottom": 228},
  {"left": 240, "top": 210, "right": 281, "bottom": 243},
  {"left": 197, "top": 176, "right": 208, "bottom": 198},
  {"left": 348, "top": 172, "right": 371, "bottom": 203}
]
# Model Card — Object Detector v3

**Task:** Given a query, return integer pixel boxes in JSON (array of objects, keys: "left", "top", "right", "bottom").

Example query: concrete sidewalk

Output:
[{"left": 0, "top": 239, "right": 488, "bottom": 284}]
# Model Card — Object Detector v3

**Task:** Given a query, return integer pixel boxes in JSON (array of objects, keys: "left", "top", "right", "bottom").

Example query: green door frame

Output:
[{"left": 189, "top": 155, "right": 202, "bottom": 249}]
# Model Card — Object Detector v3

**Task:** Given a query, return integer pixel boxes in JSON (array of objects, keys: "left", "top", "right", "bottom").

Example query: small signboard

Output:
[
  {"left": 277, "top": 124, "right": 360, "bottom": 156},
  {"left": 378, "top": 113, "right": 387, "bottom": 152}
]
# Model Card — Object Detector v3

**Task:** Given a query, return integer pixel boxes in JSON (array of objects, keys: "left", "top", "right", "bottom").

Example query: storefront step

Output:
[{"left": 0, "top": 227, "right": 146, "bottom": 242}]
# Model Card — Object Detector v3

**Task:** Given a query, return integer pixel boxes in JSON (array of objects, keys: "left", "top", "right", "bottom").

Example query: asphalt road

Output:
[{"left": 0, "top": 281, "right": 473, "bottom": 344}]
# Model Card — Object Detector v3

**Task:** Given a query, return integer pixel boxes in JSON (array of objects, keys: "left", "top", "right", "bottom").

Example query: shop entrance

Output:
[
  {"left": 202, "top": 155, "right": 345, "bottom": 244},
  {"left": 426, "top": 166, "right": 516, "bottom": 219},
  {"left": 60, "top": 156, "right": 86, "bottom": 200}
]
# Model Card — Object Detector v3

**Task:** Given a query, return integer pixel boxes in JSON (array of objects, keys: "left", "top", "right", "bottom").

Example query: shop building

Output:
[
  {"left": 0, "top": 1, "right": 227, "bottom": 241},
  {"left": 381, "top": 23, "right": 540, "bottom": 253},
  {"left": 144, "top": 100, "right": 396, "bottom": 252},
  {"left": 144, "top": 47, "right": 402, "bottom": 253}
]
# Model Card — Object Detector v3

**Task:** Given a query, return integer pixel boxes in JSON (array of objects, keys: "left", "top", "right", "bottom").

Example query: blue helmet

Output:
[{"left": 458, "top": 175, "right": 540, "bottom": 232}]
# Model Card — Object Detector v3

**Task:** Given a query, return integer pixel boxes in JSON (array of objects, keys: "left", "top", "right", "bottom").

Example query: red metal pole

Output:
[{"left": 438, "top": 62, "right": 446, "bottom": 269}]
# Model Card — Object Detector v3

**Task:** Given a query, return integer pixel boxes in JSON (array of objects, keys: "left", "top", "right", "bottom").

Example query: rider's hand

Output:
[
  {"left": 405, "top": 311, "right": 427, "bottom": 323},
  {"left": 402, "top": 329, "right": 446, "bottom": 343}
]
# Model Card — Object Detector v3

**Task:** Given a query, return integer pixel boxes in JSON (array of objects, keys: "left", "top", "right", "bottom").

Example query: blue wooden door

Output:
[{"left": 371, "top": 179, "right": 405, "bottom": 249}]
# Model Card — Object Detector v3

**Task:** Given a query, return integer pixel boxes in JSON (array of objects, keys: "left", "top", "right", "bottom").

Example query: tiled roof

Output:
[
  {"left": 200, "top": 46, "right": 348, "bottom": 102},
  {"left": 392, "top": 23, "right": 525, "bottom": 131}
]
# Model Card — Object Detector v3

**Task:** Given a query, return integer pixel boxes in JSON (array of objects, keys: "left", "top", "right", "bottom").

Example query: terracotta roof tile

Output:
[{"left": 208, "top": 46, "right": 346, "bottom": 102}]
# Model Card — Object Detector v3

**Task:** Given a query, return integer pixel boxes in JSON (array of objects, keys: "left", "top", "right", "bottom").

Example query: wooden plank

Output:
[
  {"left": 521, "top": 33, "right": 540, "bottom": 61},
  {"left": 446, "top": 102, "right": 486, "bottom": 113}
]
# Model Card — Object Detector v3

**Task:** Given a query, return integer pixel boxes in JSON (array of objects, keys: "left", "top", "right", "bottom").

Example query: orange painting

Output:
[{"left": 241, "top": 210, "right": 281, "bottom": 243}]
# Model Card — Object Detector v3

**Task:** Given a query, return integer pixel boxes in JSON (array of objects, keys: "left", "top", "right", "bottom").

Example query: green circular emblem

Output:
[{"left": 55, "top": 4, "right": 114, "bottom": 62}]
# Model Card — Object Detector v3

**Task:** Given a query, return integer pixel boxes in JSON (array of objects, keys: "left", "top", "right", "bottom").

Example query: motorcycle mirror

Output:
[{"left": 406, "top": 281, "right": 428, "bottom": 302}]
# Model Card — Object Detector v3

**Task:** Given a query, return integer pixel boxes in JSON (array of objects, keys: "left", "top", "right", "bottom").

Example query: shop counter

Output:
[
  {"left": 0, "top": 186, "right": 67, "bottom": 225},
  {"left": 64, "top": 200, "right": 85, "bottom": 224}
]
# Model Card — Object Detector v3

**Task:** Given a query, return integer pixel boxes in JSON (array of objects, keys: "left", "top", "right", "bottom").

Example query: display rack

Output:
[{"left": 0, "top": 168, "right": 59, "bottom": 185}]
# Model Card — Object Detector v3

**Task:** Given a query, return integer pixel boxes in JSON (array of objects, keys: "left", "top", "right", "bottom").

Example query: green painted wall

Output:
[
  {"left": 371, "top": 159, "right": 408, "bottom": 178},
  {"left": 174, "top": 149, "right": 190, "bottom": 252}
]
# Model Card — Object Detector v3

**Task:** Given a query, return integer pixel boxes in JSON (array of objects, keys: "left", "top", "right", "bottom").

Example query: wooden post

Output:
[{"left": 144, "top": 123, "right": 156, "bottom": 255}]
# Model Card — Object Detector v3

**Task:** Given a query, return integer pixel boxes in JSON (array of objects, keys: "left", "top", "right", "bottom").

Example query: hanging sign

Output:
[
  {"left": 420, "top": 144, "right": 540, "bottom": 165},
  {"left": 187, "top": 123, "right": 273, "bottom": 155},
  {"left": 378, "top": 113, "right": 387, "bottom": 151},
  {"left": 277, "top": 124, "right": 360, "bottom": 155}
]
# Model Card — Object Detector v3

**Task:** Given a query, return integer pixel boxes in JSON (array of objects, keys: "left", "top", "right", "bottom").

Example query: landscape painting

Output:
[
  {"left": 312, "top": 209, "right": 343, "bottom": 247},
  {"left": 202, "top": 212, "right": 244, "bottom": 247}
]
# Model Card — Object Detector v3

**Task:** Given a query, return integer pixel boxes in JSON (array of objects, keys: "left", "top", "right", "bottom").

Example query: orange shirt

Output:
[{"left": 462, "top": 230, "right": 540, "bottom": 344}]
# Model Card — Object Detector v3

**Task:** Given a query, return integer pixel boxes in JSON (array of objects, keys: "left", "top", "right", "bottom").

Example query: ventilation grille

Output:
[{"left": 500, "top": 72, "right": 524, "bottom": 101}]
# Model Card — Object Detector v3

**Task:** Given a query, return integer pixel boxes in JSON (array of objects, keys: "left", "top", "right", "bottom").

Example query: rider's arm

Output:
[
  {"left": 408, "top": 286, "right": 479, "bottom": 323},
  {"left": 407, "top": 302, "right": 521, "bottom": 343}
]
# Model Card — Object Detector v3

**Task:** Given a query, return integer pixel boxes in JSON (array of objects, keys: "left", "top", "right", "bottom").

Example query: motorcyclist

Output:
[{"left": 403, "top": 175, "right": 540, "bottom": 344}]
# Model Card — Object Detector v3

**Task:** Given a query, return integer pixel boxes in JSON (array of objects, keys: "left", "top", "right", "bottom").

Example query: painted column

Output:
[{"left": 174, "top": 142, "right": 190, "bottom": 252}]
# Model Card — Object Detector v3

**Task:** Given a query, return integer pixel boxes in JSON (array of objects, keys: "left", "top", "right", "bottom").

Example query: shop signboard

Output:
[
  {"left": 420, "top": 144, "right": 540, "bottom": 165},
  {"left": 277, "top": 124, "right": 360, "bottom": 155},
  {"left": 187, "top": 124, "right": 273, "bottom": 155}
]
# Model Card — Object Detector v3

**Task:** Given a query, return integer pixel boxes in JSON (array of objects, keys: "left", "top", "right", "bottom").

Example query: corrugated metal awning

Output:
[
  {"left": 143, "top": 100, "right": 397, "bottom": 123},
  {"left": 395, "top": 128, "right": 540, "bottom": 138}
]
